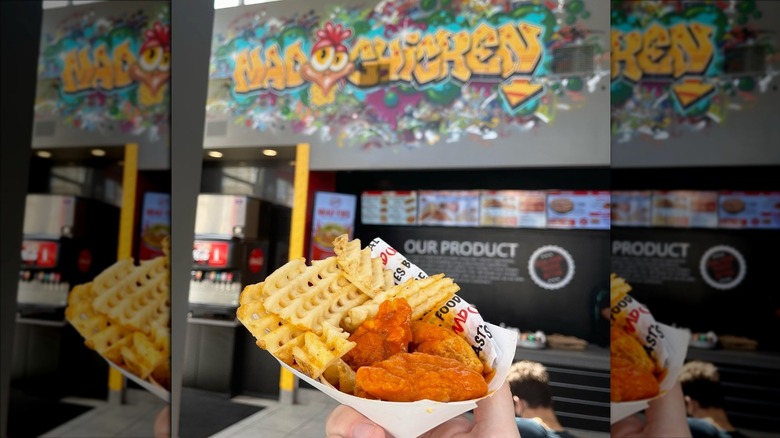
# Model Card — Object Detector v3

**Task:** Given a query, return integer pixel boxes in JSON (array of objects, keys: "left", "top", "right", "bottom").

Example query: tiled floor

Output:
[
  {"left": 42, "top": 388, "right": 617, "bottom": 438},
  {"left": 41, "top": 389, "right": 167, "bottom": 437}
]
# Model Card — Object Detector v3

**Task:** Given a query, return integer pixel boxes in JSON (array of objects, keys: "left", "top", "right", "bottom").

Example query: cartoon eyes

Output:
[
  {"left": 140, "top": 46, "right": 163, "bottom": 70},
  {"left": 331, "top": 51, "right": 349, "bottom": 71},
  {"left": 311, "top": 46, "right": 334, "bottom": 72},
  {"left": 159, "top": 51, "right": 170, "bottom": 72},
  {"left": 311, "top": 46, "right": 350, "bottom": 72}
]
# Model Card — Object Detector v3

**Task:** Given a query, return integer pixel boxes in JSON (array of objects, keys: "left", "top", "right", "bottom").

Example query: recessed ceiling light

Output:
[
  {"left": 208, "top": 151, "right": 223, "bottom": 158},
  {"left": 263, "top": 149, "right": 277, "bottom": 157},
  {"left": 36, "top": 150, "right": 52, "bottom": 158},
  {"left": 91, "top": 148, "right": 106, "bottom": 157}
]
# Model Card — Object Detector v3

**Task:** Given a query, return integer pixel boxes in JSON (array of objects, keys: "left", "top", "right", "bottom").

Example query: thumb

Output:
[{"left": 326, "top": 405, "right": 386, "bottom": 438}]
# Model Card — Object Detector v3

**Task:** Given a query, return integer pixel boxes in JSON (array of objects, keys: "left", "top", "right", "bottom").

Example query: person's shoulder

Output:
[
  {"left": 687, "top": 418, "right": 724, "bottom": 438},
  {"left": 552, "top": 430, "right": 577, "bottom": 438},
  {"left": 515, "top": 418, "right": 549, "bottom": 438}
]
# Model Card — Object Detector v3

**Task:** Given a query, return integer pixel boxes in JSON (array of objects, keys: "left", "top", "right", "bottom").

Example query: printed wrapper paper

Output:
[
  {"left": 368, "top": 238, "right": 501, "bottom": 372},
  {"left": 278, "top": 323, "right": 517, "bottom": 438},
  {"left": 610, "top": 322, "right": 689, "bottom": 424},
  {"left": 104, "top": 358, "right": 170, "bottom": 403}
]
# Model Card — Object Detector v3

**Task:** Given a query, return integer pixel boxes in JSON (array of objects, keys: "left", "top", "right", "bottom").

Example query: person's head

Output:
[
  {"left": 506, "top": 360, "right": 554, "bottom": 417},
  {"left": 678, "top": 360, "right": 726, "bottom": 416}
]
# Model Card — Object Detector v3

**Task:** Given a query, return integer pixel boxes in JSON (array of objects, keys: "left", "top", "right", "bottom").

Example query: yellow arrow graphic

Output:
[
  {"left": 672, "top": 79, "right": 715, "bottom": 110},
  {"left": 500, "top": 79, "right": 544, "bottom": 109}
]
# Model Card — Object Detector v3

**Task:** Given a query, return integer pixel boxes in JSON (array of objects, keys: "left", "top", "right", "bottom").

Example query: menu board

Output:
[
  {"left": 652, "top": 191, "right": 718, "bottom": 228},
  {"left": 311, "top": 192, "right": 357, "bottom": 260},
  {"left": 361, "top": 191, "right": 417, "bottom": 226},
  {"left": 480, "top": 190, "right": 546, "bottom": 228},
  {"left": 546, "top": 191, "right": 610, "bottom": 230},
  {"left": 418, "top": 191, "right": 480, "bottom": 227},
  {"left": 718, "top": 191, "right": 780, "bottom": 229},
  {"left": 611, "top": 191, "right": 652, "bottom": 227},
  {"left": 139, "top": 192, "right": 171, "bottom": 260}
]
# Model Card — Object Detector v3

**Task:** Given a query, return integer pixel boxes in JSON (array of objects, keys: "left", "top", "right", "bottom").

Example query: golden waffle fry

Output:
[
  {"left": 122, "top": 331, "right": 165, "bottom": 379},
  {"left": 236, "top": 293, "right": 306, "bottom": 352},
  {"left": 342, "top": 274, "right": 459, "bottom": 331},
  {"left": 262, "top": 257, "right": 370, "bottom": 335},
  {"left": 90, "top": 324, "right": 134, "bottom": 365},
  {"left": 610, "top": 273, "right": 632, "bottom": 307},
  {"left": 334, "top": 234, "right": 389, "bottom": 298},
  {"left": 66, "top": 253, "right": 171, "bottom": 390},
  {"left": 261, "top": 258, "right": 308, "bottom": 298},
  {"left": 290, "top": 323, "right": 355, "bottom": 379},
  {"left": 92, "top": 256, "right": 170, "bottom": 334},
  {"left": 65, "top": 283, "right": 111, "bottom": 346}
]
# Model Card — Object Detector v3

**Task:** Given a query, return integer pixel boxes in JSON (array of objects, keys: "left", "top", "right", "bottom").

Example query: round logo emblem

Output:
[
  {"left": 248, "top": 248, "right": 265, "bottom": 274},
  {"left": 528, "top": 245, "right": 575, "bottom": 290},
  {"left": 699, "top": 245, "right": 746, "bottom": 290},
  {"left": 77, "top": 249, "right": 92, "bottom": 273}
]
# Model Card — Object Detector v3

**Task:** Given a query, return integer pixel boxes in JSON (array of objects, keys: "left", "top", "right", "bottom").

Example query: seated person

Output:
[
  {"left": 679, "top": 361, "right": 749, "bottom": 438},
  {"left": 506, "top": 360, "right": 576, "bottom": 438}
]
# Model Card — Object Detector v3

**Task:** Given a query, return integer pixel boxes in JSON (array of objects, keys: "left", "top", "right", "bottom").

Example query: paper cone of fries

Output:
[
  {"left": 237, "top": 235, "right": 518, "bottom": 437},
  {"left": 609, "top": 274, "right": 690, "bottom": 424}
]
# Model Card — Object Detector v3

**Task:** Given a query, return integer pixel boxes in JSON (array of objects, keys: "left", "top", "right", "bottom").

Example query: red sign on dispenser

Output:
[
  {"left": 248, "top": 248, "right": 265, "bottom": 273},
  {"left": 193, "top": 241, "right": 230, "bottom": 268},
  {"left": 21, "top": 241, "right": 59, "bottom": 268}
]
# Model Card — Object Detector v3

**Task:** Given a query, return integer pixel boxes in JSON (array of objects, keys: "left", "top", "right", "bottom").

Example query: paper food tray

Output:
[
  {"left": 610, "top": 323, "right": 690, "bottom": 424},
  {"left": 278, "top": 322, "right": 517, "bottom": 438},
  {"left": 105, "top": 358, "right": 170, "bottom": 403}
]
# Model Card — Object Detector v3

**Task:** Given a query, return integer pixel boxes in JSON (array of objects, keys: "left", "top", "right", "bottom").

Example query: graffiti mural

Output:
[
  {"left": 611, "top": 0, "right": 778, "bottom": 142},
  {"left": 35, "top": 3, "right": 170, "bottom": 141},
  {"left": 207, "top": 0, "right": 607, "bottom": 150}
]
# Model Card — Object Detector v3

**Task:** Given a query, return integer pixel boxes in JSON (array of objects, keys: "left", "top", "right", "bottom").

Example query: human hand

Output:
[
  {"left": 612, "top": 382, "right": 691, "bottom": 438},
  {"left": 325, "top": 382, "right": 520, "bottom": 438}
]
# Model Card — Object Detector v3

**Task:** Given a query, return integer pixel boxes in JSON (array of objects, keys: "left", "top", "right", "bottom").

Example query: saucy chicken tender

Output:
[
  {"left": 611, "top": 356, "right": 660, "bottom": 402},
  {"left": 610, "top": 326, "right": 662, "bottom": 401},
  {"left": 355, "top": 352, "right": 488, "bottom": 402},
  {"left": 343, "top": 298, "right": 412, "bottom": 370},
  {"left": 611, "top": 325, "right": 656, "bottom": 375},
  {"left": 410, "top": 321, "right": 483, "bottom": 374}
]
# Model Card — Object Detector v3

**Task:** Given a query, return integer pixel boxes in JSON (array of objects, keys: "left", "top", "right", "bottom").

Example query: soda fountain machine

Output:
[
  {"left": 13, "top": 194, "right": 119, "bottom": 397},
  {"left": 185, "top": 194, "right": 284, "bottom": 396}
]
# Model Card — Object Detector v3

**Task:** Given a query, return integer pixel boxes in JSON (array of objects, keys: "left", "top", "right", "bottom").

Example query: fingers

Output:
[
  {"left": 611, "top": 414, "right": 644, "bottom": 438},
  {"left": 325, "top": 405, "right": 386, "bottom": 438},
  {"left": 471, "top": 382, "right": 520, "bottom": 437},
  {"left": 645, "top": 382, "right": 691, "bottom": 437}
]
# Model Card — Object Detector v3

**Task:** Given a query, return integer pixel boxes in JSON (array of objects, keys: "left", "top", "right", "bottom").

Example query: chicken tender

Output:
[
  {"left": 410, "top": 321, "right": 483, "bottom": 374},
  {"left": 611, "top": 356, "right": 660, "bottom": 402},
  {"left": 343, "top": 298, "right": 412, "bottom": 370},
  {"left": 611, "top": 325, "right": 656, "bottom": 375},
  {"left": 355, "top": 352, "right": 488, "bottom": 402}
]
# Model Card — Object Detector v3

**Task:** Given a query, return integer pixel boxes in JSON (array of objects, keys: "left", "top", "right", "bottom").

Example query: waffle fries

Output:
[
  {"left": 65, "top": 253, "right": 170, "bottom": 390},
  {"left": 236, "top": 234, "right": 462, "bottom": 393}
]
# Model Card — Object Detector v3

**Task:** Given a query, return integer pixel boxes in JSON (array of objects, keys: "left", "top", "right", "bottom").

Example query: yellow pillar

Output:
[
  {"left": 108, "top": 143, "right": 138, "bottom": 404},
  {"left": 279, "top": 143, "right": 309, "bottom": 404}
]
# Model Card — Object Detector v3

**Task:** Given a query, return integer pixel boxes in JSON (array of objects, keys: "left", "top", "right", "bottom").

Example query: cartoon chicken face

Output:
[
  {"left": 301, "top": 22, "right": 355, "bottom": 107},
  {"left": 130, "top": 22, "right": 170, "bottom": 107}
]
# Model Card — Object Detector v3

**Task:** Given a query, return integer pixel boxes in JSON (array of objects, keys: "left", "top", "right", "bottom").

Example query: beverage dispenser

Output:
[
  {"left": 184, "top": 194, "right": 275, "bottom": 395},
  {"left": 13, "top": 194, "right": 119, "bottom": 397}
]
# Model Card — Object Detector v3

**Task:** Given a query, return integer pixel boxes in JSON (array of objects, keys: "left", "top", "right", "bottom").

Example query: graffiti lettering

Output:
[
  {"left": 232, "top": 21, "right": 544, "bottom": 94},
  {"left": 611, "top": 22, "right": 714, "bottom": 81},
  {"left": 61, "top": 40, "right": 135, "bottom": 93}
]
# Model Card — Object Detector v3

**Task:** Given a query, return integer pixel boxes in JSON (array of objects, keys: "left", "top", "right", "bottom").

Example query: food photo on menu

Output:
[{"left": 236, "top": 234, "right": 517, "bottom": 438}]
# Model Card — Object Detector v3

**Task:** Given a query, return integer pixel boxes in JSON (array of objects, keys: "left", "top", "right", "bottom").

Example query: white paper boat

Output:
[
  {"left": 278, "top": 322, "right": 518, "bottom": 438},
  {"left": 610, "top": 323, "right": 690, "bottom": 424},
  {"left": 105, "top": 358, "right": 171, "bottom": 403}
]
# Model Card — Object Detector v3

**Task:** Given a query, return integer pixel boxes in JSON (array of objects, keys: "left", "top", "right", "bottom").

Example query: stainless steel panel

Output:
[
  {"left": 22, "top": 195, "right": 76, "bottom": 238},
  {"left": 194, "top": 195, "right": 259, "bottom": 238}
]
